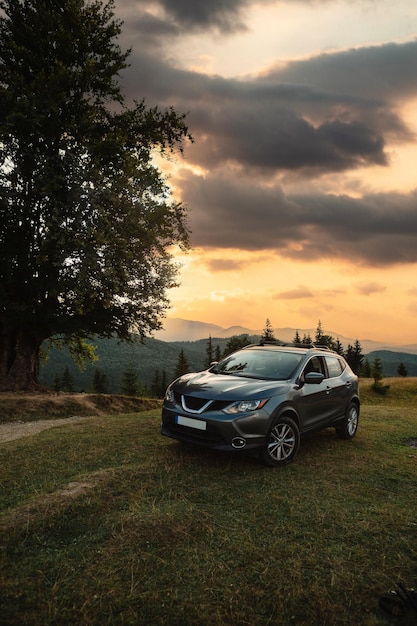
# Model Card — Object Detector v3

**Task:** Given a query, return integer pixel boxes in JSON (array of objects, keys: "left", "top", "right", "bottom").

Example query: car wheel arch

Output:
[{"left": 272, "top": 406, "right": 300, "bottom": 429}]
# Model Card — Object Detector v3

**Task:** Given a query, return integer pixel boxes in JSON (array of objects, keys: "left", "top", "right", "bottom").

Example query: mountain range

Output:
[{"left": 154, "top": 318, "right": 417, "bottom": 355}]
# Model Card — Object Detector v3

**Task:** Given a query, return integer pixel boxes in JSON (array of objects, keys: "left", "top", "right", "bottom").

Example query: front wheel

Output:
[
  {"left": 260, "top": 416, "right": 300, "bottom": 467},
  {"left": 336, "top": 402, "right": 359, "bottom": 439}
]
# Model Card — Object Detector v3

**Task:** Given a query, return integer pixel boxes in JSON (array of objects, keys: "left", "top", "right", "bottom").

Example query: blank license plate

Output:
[{"left": 176, "top": 415, "right": 207, "bottom": 431}]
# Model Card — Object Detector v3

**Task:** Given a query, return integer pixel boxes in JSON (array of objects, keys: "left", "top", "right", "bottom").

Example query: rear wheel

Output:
[
  {"left": 336, "top": 402, "right": 359, "bottom": 439},
  {"left": 260, "top": 416, "right": 300, "bottom": 467}
]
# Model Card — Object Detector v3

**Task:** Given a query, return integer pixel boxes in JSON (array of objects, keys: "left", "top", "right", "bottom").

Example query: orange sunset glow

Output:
[{"left": 117, "top": 0, "right": 417, "bottom": 346}]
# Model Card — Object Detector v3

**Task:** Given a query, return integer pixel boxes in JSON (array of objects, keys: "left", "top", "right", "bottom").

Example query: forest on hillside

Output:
[{"left": 40, "top": 330, "right": 417, "bottom": 398}]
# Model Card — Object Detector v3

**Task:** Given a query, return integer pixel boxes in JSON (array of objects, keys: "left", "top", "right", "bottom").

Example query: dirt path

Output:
[{"left": 0, "top": 416, "right": 95, "bottom": 443}]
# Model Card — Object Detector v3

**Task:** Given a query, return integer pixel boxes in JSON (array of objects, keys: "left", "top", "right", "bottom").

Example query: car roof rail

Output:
[{"left": 247, "top": 340, "right": 336, "bottom": 352}]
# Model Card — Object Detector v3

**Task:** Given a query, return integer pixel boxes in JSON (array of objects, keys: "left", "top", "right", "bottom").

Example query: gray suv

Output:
[{"left": 161, "top": 343, "right": 360, "bottom": 466}]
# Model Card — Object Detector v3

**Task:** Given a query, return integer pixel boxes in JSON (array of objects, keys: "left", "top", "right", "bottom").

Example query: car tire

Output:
[
  {"left": 336, "top": 401, "right": 359, "bottom": 440},
  {"left": 260, "top": 415, "right": 300, "bottom": 467}
]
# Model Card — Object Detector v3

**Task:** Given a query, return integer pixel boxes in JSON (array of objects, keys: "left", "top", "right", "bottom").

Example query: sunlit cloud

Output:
[{"left": 355, "top": 282, "right": 387, "bottom": 295}]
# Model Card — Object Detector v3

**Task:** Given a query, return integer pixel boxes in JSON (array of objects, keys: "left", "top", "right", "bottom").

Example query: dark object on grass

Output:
[{"left": 379, "top": 583, "right": 417, "bottom": 617}]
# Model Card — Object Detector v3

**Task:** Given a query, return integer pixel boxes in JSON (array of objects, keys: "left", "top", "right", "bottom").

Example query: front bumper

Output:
[{"left": 161, "top": 406, "right": 268, "bottom": 452}]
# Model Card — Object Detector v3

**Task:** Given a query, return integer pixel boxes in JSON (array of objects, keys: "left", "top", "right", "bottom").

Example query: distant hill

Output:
[
  {"left": 154, "top": 318, "right": 417, "bottom": 354},
  {"left": 40, "top": 335, "right": 241, "bottom": 394},
  {"left": 40, "top": 333, "right": 417, "bottom": 395},
  {"left": 366, "top": 351, "right": 417, "bottom": 377}
]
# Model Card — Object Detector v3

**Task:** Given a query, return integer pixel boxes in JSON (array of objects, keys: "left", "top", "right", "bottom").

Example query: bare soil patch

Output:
[{"left": 0, "top": 392, "right": 161, "bottom": 442}]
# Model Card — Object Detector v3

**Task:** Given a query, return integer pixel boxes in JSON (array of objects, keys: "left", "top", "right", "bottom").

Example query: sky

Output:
[{"left": 115, "top": 0, "right": 417, "bottom": 344}]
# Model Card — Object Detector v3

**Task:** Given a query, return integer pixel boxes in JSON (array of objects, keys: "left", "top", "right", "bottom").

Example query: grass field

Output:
[{"left": 1, "top": 379, "right": 416, "bottom": 625}]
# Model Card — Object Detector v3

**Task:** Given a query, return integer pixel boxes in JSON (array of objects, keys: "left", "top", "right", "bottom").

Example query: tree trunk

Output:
[{"left": 0, "top": 323, "right": 46, "bottom": 391}]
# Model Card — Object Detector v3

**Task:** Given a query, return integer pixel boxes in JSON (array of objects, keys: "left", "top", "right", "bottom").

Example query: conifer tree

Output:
[
  {"left": 222, "top": 336, "right": 251, "bottom": 358},
  {"left": 61, "top": 366, "right": 74, "bottom": 392},
  {"left": 397, "top": 362, "right": 408, "bottom": 377},
  {"left": 174, "top": 349, "right": 189, "bottom": 379},
  {"left": 205, "top": 336, "right": 214, "bottom": 368},
  {"left": 293, "top": 330, "right": 301, "bottom": 344},
  {"left": 92, "top": 368, "right": 109, "bottom": 394},
  {"left": 261, "top": 319, "right": 276, "bottom": 342},
  {"left": 121, "top": 365, "right": 140, "bottom": 396}
]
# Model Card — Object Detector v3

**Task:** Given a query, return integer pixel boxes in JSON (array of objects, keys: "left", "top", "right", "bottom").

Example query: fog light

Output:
[{"left": 232, "top": 437, "right": 246, "bottom": 449}]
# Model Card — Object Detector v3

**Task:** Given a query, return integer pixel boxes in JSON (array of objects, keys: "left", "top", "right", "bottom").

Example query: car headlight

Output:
[
  {"left": 223, "top": 399, "right": 269, "bottom": 414},
  {"left": 164, "top": 386, "right": 174, "bottom": 403}
]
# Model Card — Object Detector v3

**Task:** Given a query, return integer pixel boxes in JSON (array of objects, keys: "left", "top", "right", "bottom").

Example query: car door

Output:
[
  {"left": 295, "top": 355, "right": 333, "bottom": 431},
  {"left": 323, "top": 355, "right": 352, "bottom": 419}
]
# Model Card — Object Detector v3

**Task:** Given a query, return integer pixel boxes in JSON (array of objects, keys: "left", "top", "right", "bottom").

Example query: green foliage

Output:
[
  {"left": 0, "top": 0, "right": 191, "bottom": 389},
  {"left": 293, "top": 329, "right": 301, "bottom": 344},
  {"left": 370, "top": 356, "right": 390, "bottom": 395},
  {"left": 345, "top": 339, "right": 364, "bottom": 375},
  {"left": 204, "top": 336, "right": 213, "bottom": 368},
  {"left": 398, "top": 361, "right": 408, "bottom": 377},
  {"left": 261, "top": 318, "right": 276, "bottom": 341},
  {"left": 120, "top": 365, "right": 145, "bottom": 397},
  {"left": 92, "top": 368, "right": 109, "bottom": 394},
  {"left": 222, "top": 334, "right": 252, "bottom": 357},
  {"left": 174, "top": 348, "right": 189, "bottom": 379},
  {"left": 361, "top": 357, "right": 371, "bottom": 378},
  {"left": 371, "top": 356, "right": 384, "bottom": 383},
  {"left": 60, "top": 366, "right": 74, "bottom": 392},
  {"left": 150, "top": 368, "right": 168, "bottom": 398}
]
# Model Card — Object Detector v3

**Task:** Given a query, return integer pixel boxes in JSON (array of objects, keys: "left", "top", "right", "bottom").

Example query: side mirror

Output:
[{"left": 304, "top": 371, "right": 325, "bottom": 384}]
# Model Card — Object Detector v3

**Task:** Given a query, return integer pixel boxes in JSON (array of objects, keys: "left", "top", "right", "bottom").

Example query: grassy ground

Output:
[{"left": 1, "top": 379, "right": 416, "bottom": 625}]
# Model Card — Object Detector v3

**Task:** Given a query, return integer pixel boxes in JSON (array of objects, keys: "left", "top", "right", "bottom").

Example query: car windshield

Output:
[{"left": 213, "top": 349, "right": 303, "bottom": 380}]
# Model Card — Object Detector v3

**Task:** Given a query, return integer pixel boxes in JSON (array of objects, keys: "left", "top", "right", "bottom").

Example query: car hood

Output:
[{"left": 173, "top": 371, "right": 290, "bottom": 399}]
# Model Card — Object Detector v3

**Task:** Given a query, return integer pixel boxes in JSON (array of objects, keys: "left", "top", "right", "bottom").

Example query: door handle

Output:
[{"left": 326, "top": 386, "right": 332, "bottom": 395}]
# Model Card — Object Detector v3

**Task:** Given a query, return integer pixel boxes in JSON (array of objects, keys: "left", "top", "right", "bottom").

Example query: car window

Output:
[
  {"left": 301, "top": 356, "right": 325, "bottom": 380},
  {"left": 325, "top": 356, "right": 344, "bottom": 378},
  {"left": 215, "top": 350, "right": 303, "bottom": 379}
]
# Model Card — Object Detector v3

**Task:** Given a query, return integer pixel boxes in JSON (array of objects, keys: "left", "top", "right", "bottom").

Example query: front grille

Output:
[{"left": 173, "top": 390, "right": 231, "bottom": 414}]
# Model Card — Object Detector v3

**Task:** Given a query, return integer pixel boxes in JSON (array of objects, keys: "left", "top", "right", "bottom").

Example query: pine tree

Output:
[
  {"left": 174, "top": 349, "right": 189, "bottom": 379},
  {"left": 261, "top": 318, "right": 276, "bottom": 342},
  {"left": 121, "top": 365, "right": 140, "bottom": 396},
  {"left": 346, "top": 340, "right": 364, "bottom": 375},
  {"left": 61, "top": 366, "right": 74, "bottom": 392},
  {"left": 222, "top": 336, "right": 251, "bottom": 358},
  {"left": 151, "top": 369, "right": 161, "bottom": 397},
  {"left": 293, "top": 330, "right": 301, "bottom": 344},
  {"left": 205, "top": 336, "right": 214, "bottom": 368},
  {"left": 397, "top": 362, "right": 408, "bottom": 377},
  {"left": 315, "top": 320, "right": 324, "bottom": 343},
  {"left": 361, "top": 358, "right": 371, "bottom": 378},
  {"left": 92, "top": 368, "right": 109, "bottom": 394}
]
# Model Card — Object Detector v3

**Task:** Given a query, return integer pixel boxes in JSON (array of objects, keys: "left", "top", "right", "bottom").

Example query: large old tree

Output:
[{"left": 0, "top": 0, "right": 191, "bottom": 390}]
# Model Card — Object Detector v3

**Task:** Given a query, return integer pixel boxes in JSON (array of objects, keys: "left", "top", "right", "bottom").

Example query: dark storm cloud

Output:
[
  {"left": 121, "top": 0, "right": 275, "bottom": 34},
  {"left": 178, "top": 171, "right": 417, "bottom": 266},
  {"left": 121, "top": 39, "right": 417, "bottom": 174},
  {"left": 154, "top": 0, "right": 250, "bottom": 32},
  {"left": 114, "top": 2, "right": 417, "bottom": 267}
]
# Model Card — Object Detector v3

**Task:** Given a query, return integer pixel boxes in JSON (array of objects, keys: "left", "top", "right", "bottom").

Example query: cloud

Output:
[
  {"left": 115, "top": 4, "right": 417, "bottom": 270},
  {"left": 355, "top": 282, "right": 387, "bottom": 295},
  {"left": 205, "top": 258, "right": 245, "bottom": 271},
  {"left": 153, "top": 0, "right": 250, "bottom": 33},
  {"left": 274, "top": 286, "right": 315, "bottom": 299},
  {"left": 177, "top": 170, "right": 417, "bottom": 265},
  {"left": 121, "top": 38, "right": 416, "bottom": 176}
]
